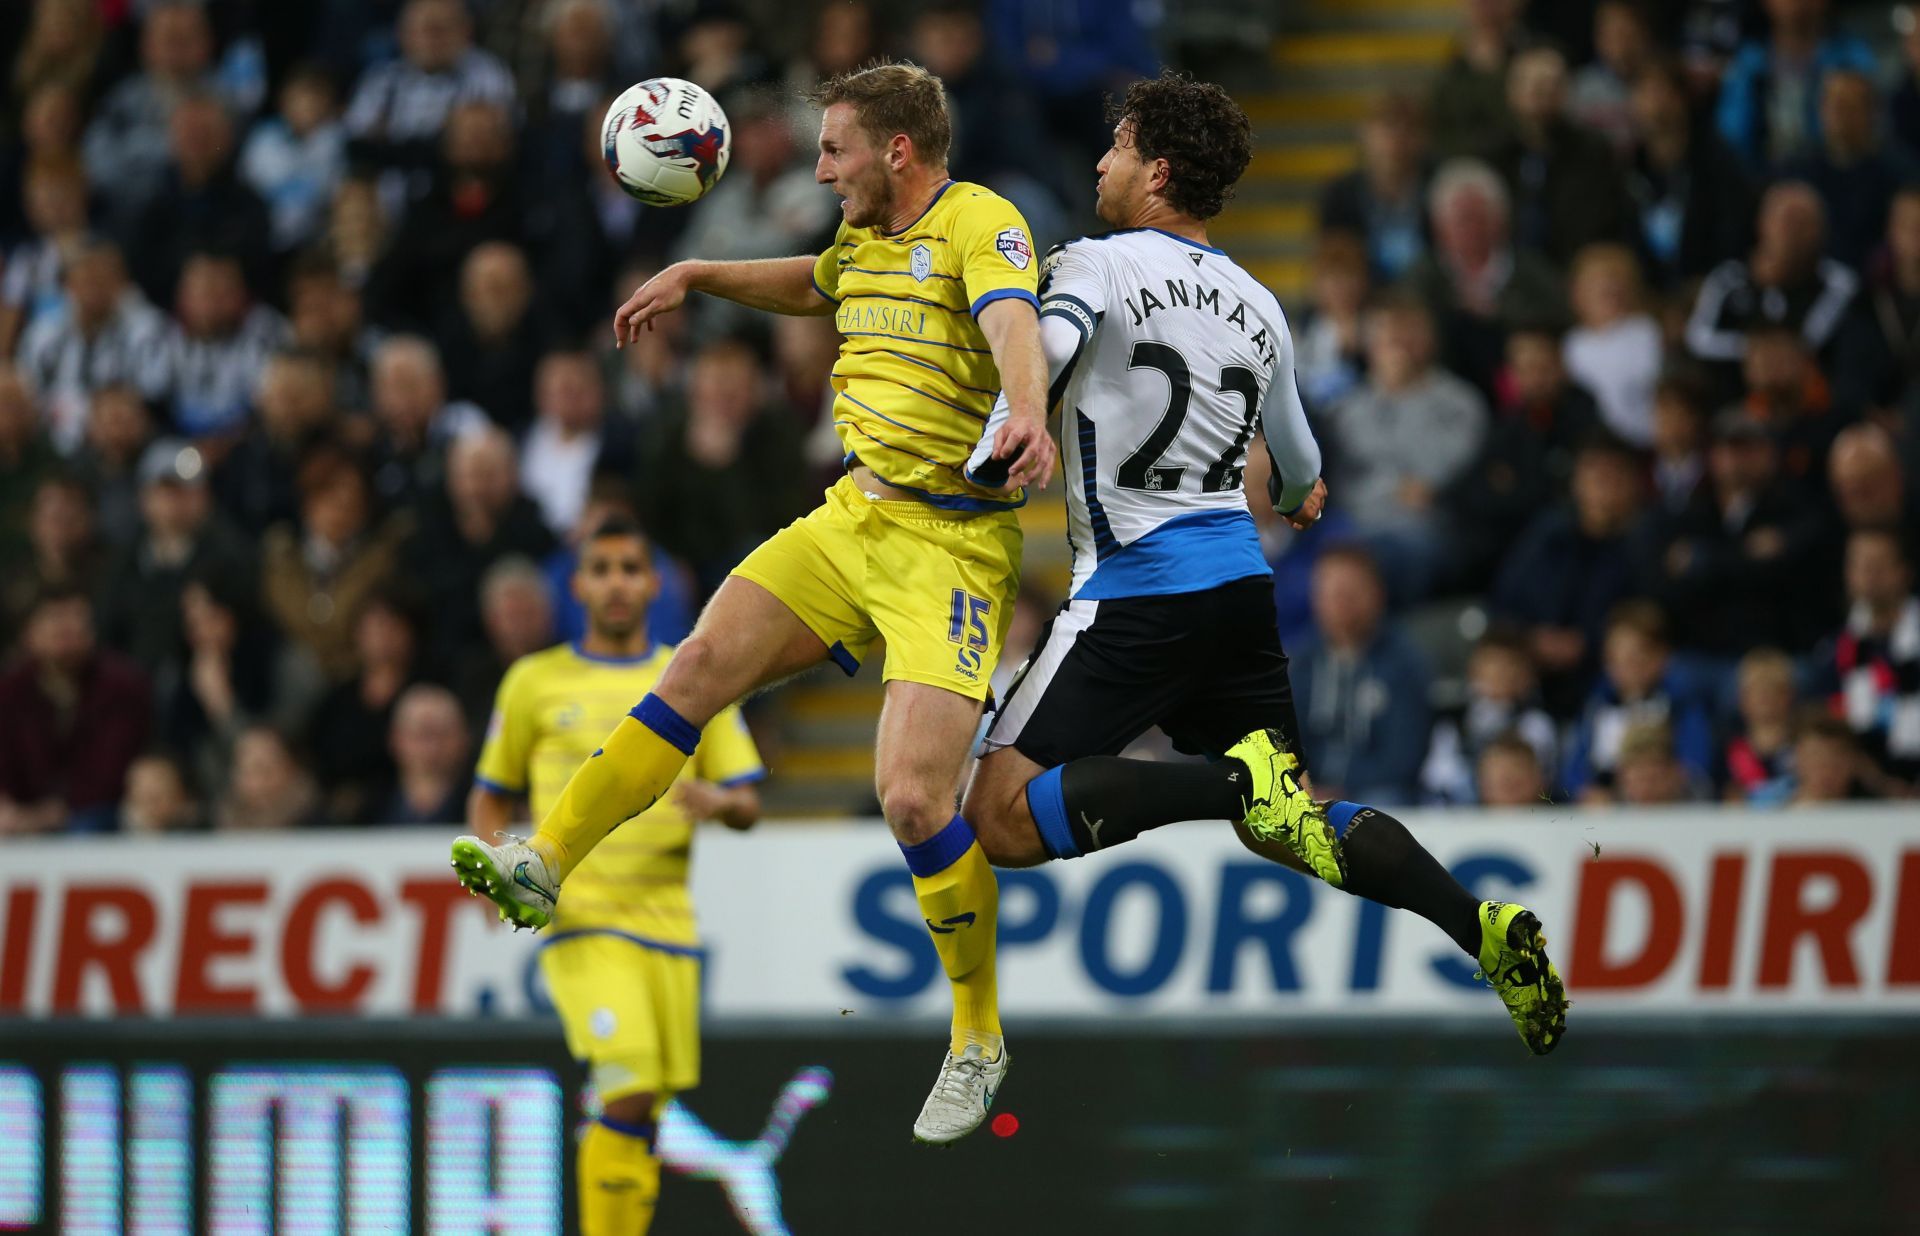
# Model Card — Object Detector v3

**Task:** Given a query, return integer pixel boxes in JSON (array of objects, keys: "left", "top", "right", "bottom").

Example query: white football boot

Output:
[
  {"left": 912, "top": 1042, "right": 1010, "bottom": 1145},
  {"left": 450, "top": 835, "right": 558, "bottom": 931}
]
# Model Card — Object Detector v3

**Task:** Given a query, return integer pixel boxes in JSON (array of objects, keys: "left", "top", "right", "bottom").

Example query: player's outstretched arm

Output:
[
  {"left": 614, "top": 256, "right": 833, "bottom": 344},
  {"left": 976, "top": 298, "right": 1056, "bottom": 490},
  {"left": 1261, "top": 326, "right": 1325, "bottom": 527}
]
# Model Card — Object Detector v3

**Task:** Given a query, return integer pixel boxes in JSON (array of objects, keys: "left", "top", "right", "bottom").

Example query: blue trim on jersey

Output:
[
  {"left": 882, "top": 477, "right": 1026, "bottom": 511},
  {"left": 1328, "top": 801, "right": 1365, "bottom": 837},
  {"left": 632, "top": 692, "right": 699, "bottom": 756},
  {"left": 828, "top": 640, "right": 860, "bottom": 676},
  {"left": 839, "top": 330, "right": 989, "bottom": 354},
  {"left": 1027, "top": 766, "right": 1079, "bottom": 859},
  {"left": 843, "top": 292, "right": 967, "bottom": 313},
  {"left": 1074, "top": 509, "right": 1271, "bottom": 601},
  {"left": 899, "top": 380, "right": 989, "bottom": 422},
  {"left": 835, "top": 419, "right": 950, "bottom": 469},
  {"left": 570, "top": 641, "right": 655, "bottom": 666},
  {"left": 1143, "top": 227, "right": 1226, "bottom": 255},
  {"left": 839, "top": 266, "right": 963, "bottom": 281},
  {"left": 1075, "top": 410, "right": 1118, "bottom": 559},
  {"left": 898, "top": 813, "right": 977, "bottom": 876},
  {"left": 970, "top": 287, "right": 1040, "bottom": 319},
  {"left": 718, "top": 769, "right": 767, "bottom": 788},
  {"left": 472, "top": 775, "right": 525, "bottom": 797},
  {"left": 810, "top": 274, "right": 840, "bottom": 305},
  {"left": 883, "top": 180, "right": 954, "bottom": 237},
  {"left": 541, "top": 928, "right": 707, "bottom": 960}
]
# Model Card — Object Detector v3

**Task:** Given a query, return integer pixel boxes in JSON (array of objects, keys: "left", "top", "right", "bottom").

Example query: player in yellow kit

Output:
[
  {"left": 469, "top": 516, "right": 764, "bottom": 1235},
  {"left": 452, "top": 60, "right": 1055, "bottom": 1144}
]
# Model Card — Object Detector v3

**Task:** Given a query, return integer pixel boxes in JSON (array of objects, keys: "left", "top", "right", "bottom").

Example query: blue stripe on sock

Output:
[
  {"left": 899, "top": 814, "right": 978, "bottom": 877},
  {"left": 1027, "top": 766, "right": 1078, "bottom": 859},
  {"left": 1328, "top": 800, "right": 1365, "bottom": 837},
  {"left": 597, "top": 1114, "right": 655, "bottom": 1142},
  {"left": 631, "top": 692, "right": 699, "bottom": 756}
]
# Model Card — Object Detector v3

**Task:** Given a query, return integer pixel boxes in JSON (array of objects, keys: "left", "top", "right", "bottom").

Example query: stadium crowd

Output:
[{"left": 0, "top": 0, "right": 1914, "bottom": 833}]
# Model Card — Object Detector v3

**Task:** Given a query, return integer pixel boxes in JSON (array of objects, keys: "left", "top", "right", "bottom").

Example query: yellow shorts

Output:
[
  {"left": 540, "top": 933, "right": 701, "bottom": 1100},
  {"left": 731, "top": 475, "right": 1023, "bottom": 701}
]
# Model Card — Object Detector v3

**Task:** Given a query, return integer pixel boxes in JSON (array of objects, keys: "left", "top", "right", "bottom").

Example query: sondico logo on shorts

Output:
[{"left": 948, "top": 589, "right": 992, "bottom": 682}]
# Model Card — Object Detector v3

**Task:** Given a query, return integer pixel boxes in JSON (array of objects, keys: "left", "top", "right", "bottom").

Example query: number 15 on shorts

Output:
[{"left": 948, "top": 589, "right": 992, "bottom": 681}]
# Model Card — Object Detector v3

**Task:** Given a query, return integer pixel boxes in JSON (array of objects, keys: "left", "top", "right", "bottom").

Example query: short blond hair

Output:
[{"left": 808, "top": 60, "right": 951, "bottom": 167}]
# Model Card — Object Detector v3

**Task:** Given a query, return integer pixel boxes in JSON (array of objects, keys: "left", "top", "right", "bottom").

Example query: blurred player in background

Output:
[
  {"left": 469, "top": 515, "right": 764, "bottom": 1235},
  {"left": 455, "top": 61, "right": 1055, "bottom": 1143},
  {"left": 962, "top": 73, "right": 1567, "bottom": 1055}
]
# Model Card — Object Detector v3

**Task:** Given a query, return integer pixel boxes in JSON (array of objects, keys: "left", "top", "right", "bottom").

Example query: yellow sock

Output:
[
  {"left": 578, "top": 1117, "right": 660, "bottom": 1236},
  {"left": 532, "top": 694, "right": 698, "bottom": 880},
  {"left": 903, "top": 816, "right": 1003, "bottom": 1056}
]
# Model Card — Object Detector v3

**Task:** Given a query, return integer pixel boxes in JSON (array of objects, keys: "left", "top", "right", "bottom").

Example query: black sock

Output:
[
  {"left": 1336, "top": 805, "right": 1482, "bottom": 956},
  {"left": 1059, "top": 757, "right": 1247, "bottom": 854}
]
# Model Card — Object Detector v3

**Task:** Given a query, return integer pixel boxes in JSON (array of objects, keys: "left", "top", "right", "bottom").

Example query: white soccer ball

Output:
[{"left": 600, "top": 78, "right": 732, "bottom": 207}]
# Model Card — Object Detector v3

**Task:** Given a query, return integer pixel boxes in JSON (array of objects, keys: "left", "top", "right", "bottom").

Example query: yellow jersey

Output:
[
  {"left": 810, "top": 180, "right": 1039, "bottom": 509},
  {"left": 473, "top": 641, "right": 764, "bottom": 946}
]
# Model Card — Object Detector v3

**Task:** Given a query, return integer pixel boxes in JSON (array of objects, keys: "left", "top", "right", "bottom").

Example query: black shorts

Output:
[{"left": 982, "top": 575, "right": 1301, "bottom": 769}]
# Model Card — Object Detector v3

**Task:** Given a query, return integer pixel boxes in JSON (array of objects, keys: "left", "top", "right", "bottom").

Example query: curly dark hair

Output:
[{"left": 1107, "top": 71, "right": 1253, "bottom": 221}]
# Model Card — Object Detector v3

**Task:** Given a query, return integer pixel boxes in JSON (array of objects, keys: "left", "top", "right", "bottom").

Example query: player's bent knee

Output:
[
  {"left": 877, "top": 781, "right": 950, "bottom": 839},
  {"left": 967, "top": 791, "right": 1047, "bottom": 868}
]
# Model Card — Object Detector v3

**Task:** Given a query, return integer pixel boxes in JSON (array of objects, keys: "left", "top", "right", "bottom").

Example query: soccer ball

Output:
[{"left": 600, "top": 78, "right": 731, "bottom": 207}]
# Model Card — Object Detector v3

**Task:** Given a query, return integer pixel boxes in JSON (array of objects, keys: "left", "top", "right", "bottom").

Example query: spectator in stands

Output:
[
  {"left": 286, "top": 257, "right": 375, "bottom": 413},
  {"left": 154, "top": 251, "right": 289, "bottom": 441},
  {"left": 1650, "top": 376, "right": 1710, "bottom": 514},
  {"left": 0, "top": 365, "right": 58, "bottom": 557},
  {"left": 1407, "top": 158, "right": 1565, "bottom": 397},
  {"left": 343, "top": 0, "right": 515, "bottom": 204},
  {"left": 0, "top": 155, "right": 89, "bottom": 356},
  {"left": 1, "top": 473, "right": 100, "bottom": 648},
  {"left": 0, "top": 584, "right": 150, "bottom": 833},
  {"left": 1827, "top": 424, "right": 1911, "bottom": 532},
  {"left": 1685, "top": 181, "right": 1859, "bottom": 372},
  {"left": 1625, "top": 57, "right": 1757, "bottom": 289},
  {"left": 1477, "top": 731, "right": 1548, "bottom": 807},
  {"left": 521, "top": 350, "right": 634, "bottom": 538},
  {"left": 16, "top": 237, "right": 166, "bottom": 455},
  {"left": 2, "top": 82, "right": 83, "bottom": 244},
  {"left": 1714, "top": 0, "right": 1874, "bottom": 172},
  {"left": 1610, "top": 720, "right": 1696, "bottom": 805},
  {"left": 1569, "top": 0, "right": 1654, "bottom": 151},
  {"left": 9, "top": 0, "right": 102, "bottom": 119},
  {"left": 1421, "top": 628, "right": 1558, "bottom": 804},
  {"left": 407, "top": 425, "right": 553, "bottom": 654},
  {"left": 1493, "top": 432, "right": 1644, "bottom": 712},
  {"left": 453, "top": 554, "right": 553, "bottom": 730},
  {"left": 126, "top": 92, "right": 274, "bottom": 306},
  {"left": 170, "top": 571, "right": 311, "bottom": 801},
  {"left": 1563, "top": 602, "right": 1714, "bottom": 798},
  {"left": 364, "top": 334, "right": 487, "bottom": 513},
  {"left": 81, "top": 0, "right": 220, "bottom": 232},
  {"left": 1862, "top": 188, "right": 1920, "bottom": 410},
  {"left": 672, "top": 6, "right": 771, "bottom": 100},
  {"left": 1290, "top": 544, "right": 1432, "bottom": 805},
  {"left": 637, "top": 336, "right": 807, "bottom": 596},
  {"left": 1426, "top": 0, "right": 1520, "bottom": 161},
  {"left": 366, "top": 683, "right": 470, "bottom": 825},
  {"left": 240, "top": 63, "right": 348, "bottom": 255},
  {"left": 1893, "top": 6, "right": 1920, "bottom": 161},
  {"left": 214, "top": 724, "right": 324, "bottom": 830},
  {"left": 1319, "top": 293, "right": 1488, "bottom": 604},
  {"left": 983, "top": 0, "right": 1159, "bottom": 172},
  {"left": 1490, "top": 44, "right": 1634, "bottom": 267},
  {"left": 1318, "top": 93, "right": 1430, "bottom": 282},
  {"left": 118, "top": 752, "right": 203, "bottom": 833},
  {"left": 1642, "top": 411, "right": 1833, "bottom": 655},
  {"left": 668, "top": 97, "right": 839, "bottom": 290},
  {"left": 261, "top": 445, "right": 409, "bottom": 681},
  {"left": 1722, "top": 647, "right": 1798, "bottom": 804},
  {"left": 485, "top": 0, "right": 654, "bottom": 107},
  {"left": 308, "top": 591, "right": 424, "bottom": 823},
  {"left": 368, "top": 99, "right": 522, "bottom": 331},
  {"left": 772, "top": 313, "right": 846, "bottom": 479},
  {"left": 436, "top": 241, "right": 542, "bottom": 430},
  {"left": 1294, "top": 232, "right": 1371, "bottom": 414},
  {"left": 1815, "top": 527, "right": 1920, "bottom": 786},
  {"left": 541, "top": 480, "right": 697, "bottom": 649},
  {"left": 324, "top": 174, "right": 389, "bottom": 293},
  {"left": 71, "top": 385, "right": 152, "bottom": 549},
  {"left": 1790, "top": 712, "right": 1866, "bottom": 804},
  {"left": 99, "top": 436, "right": 254, "bottom": 676},
  {"left": 215, "top": 348, "right": 339, "bottom": 533},
  {"left": 1782, "top": 71, "right": 1911, "bottom": 274},
  {"left": 1739, "top": 325, "right": 1841, "bottom": 489},
  {"left": 517, "top": 0, "right": 620, "bottom": 193},
  {"left": 1564, "top": 243, "right": 1662, "bottom": 447},
  {"left": 911, "top": 1, "right": 1063, "bottom": 234}
]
